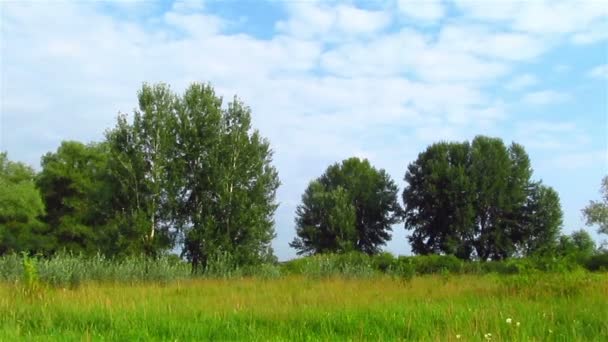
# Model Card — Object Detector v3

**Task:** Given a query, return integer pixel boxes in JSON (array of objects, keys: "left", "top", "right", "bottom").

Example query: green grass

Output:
[{"left": 1, "top": 273, "right": 606, "bottom": 341}]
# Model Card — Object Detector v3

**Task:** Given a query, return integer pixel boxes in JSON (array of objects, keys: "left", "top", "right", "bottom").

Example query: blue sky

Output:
[{"left": 1, "top": 0, "right": 607, "bottom": 260}]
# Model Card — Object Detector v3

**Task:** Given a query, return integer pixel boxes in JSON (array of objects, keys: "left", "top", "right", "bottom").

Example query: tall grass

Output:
[
  {"left": 0, "top": 253, "right": 191, "bottom": 286},
  {"left": 0, "top": 273, "right": 606, "bottom": 340},
  {"left": 1, "top": 252, "right": 606, "bottom": 339},
  {"left": 1, "top": 251, "right": 607, "bottom": 288}
]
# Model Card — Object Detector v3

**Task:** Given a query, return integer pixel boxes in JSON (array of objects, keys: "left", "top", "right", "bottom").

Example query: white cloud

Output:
[
  {"left": 588, "top": 64, "right": 608, "bottom": 79},
  {"left": 320, "top": 28, "right": 509, "bottom": 82},
  {"left": 275, "top": 3, "right": 334, "bottom": 38},
  {"left": 455, "top": 0, "right": 608, "bottom": 43},
  {"left": 163, "top": 11, "right": 224, "bottom": 37},
  {"left": 171, "top": 0, "right": 206, "bottom": 13},
  {"left": 275, "top": 2, "right": 390, "bottom": 39},
  {"left": 1, "top": 0, "right": 604, "bottom": 259},
  {"left": 437, "top": 25, "right": 547, "bottom": 61},
  {"left": 514, "top": 120, "right": 591, "bottom": 151},
  {"left": 505, "top": 74, "right": 539, "bottom": 91},
  {"left": 522, "top": 90, "right": 571, "bottom": 105},
  {"left": 397, "top": 0, "right": 445, "bottom": 22},
  {"left": 550, "top": 150, "right": 608, "bottom": 170},
  {"left": 335, "top": 5, "right": 391, "bottom": 34}
]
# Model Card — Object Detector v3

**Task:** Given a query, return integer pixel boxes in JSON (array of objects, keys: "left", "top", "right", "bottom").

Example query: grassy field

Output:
[{"left": 1, "top": 272, "right": 606, "bottom": 341}]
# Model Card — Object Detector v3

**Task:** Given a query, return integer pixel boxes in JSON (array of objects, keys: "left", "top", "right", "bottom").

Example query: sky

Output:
[{"left": 1, "top": 0, "right": 607, "bottom": 260}]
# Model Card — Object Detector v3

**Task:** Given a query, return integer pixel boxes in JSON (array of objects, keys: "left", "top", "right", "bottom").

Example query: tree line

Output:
[{"left": 1, "top": 82, "right": 605, "bottom": 269}]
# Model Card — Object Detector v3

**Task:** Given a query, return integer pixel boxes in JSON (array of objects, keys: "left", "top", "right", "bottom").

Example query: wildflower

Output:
[
  {"left": 516, "top": 322, "right": 520, "bottom": 327},
  {"left": 456, "top": 334, "right": 461, "bottom": 339},
  {"left": 549, "top": 329, "right": 553, "bottom": 334},
  {"left": 484, "top": 333, "right": 492, "bottom": 340},
  {"left": 506, "top": 318, "right": 512, "bottom": 324}
]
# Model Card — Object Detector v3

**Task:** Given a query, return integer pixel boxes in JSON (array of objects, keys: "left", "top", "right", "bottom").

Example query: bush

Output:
[
  {"left": 371, "top": 252, "right": 397, "bottom": 272},
  {"left": 584, "top": 252, "right": 608, "bottom": 271},
  {"left": 1, "top": 250, "right": 605, "bottom": 285},
  {"left": 280, "top": 252, "right": 376, "bottom": 278},
  {"left": 407, "top": 255, "right": 463, "bottom": 275},
  {"left": 242, "top": 263, "right": 282, "bottom": 279},
  {"left": 388, "top": 258, "right": 415, "bottom": 282}
]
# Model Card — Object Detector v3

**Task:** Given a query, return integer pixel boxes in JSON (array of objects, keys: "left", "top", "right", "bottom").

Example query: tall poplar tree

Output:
[{"left": 106, "top": 83, "right": 178, "bottom": 255}]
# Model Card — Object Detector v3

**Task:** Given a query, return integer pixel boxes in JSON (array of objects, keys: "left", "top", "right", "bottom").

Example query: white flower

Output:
[
  {"left": 506, "top": 318, "right": 512, "bottom": 324},
  {"left": 484, "top": 333, "right": 492, "bottom": 340},
  {"left": 516, "top": 322, "right": 521, "bottom": 327},
  {"left": 456, "top": 334, "right": 461, "bottom": 339}
]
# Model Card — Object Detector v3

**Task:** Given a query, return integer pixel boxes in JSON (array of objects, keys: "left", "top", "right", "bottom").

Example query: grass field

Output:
[{"left": 1, "top": 272, "right": 606, "bottom": 341}]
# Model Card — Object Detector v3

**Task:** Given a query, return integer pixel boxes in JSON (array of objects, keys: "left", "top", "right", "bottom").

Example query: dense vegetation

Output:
[
  {"left": 403, "top": 137, "right": 563, "bottom": 260},
  {"left": 1, "top": 270, "right": 606, "bottom": 340},
  {"left": 291, "top": 157, "right": 402, "bottom": 255},
  {"left": 2, "top": 83, "right": 279, "bottom": 271},
  {"left": 2, "top": 81, "right": 607, "bottom": 341},
  {"left": 1, "top": 249, "right": 607, "bottom": 288},
  {"left": 1, "top": 81, "right": 607, "bottom": 271}
]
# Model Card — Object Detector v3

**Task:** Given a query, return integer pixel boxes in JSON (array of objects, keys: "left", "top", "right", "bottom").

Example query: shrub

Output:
[
  {"left": 408, "top": 255, "right": 463, "bottom": 275},
  {"left": 22, "top": 252, "right": 40, "bottom": 294},
  {"left": 280, "top": 252, "right": 376, "bottom": 278},
  {"left": 584, "top": 252, "right": 608, "bottom": 271},
  {"left": 388, "top": 258, "right": 415, "bottom": 282},
  {"left": 372, "top": 252, "right": 397, "bottom": 272}
]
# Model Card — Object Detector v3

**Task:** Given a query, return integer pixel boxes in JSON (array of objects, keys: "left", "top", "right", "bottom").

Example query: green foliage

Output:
[
  {"left": 106, "top": 83, "right": 179, "bottom": 256},
  {"left": 556, "top": 229, "right": 596, "bottom": 259},
  {"left": 0, "top": 251, "right": 606, "bottom": 289},
  {"left": 281, "top": 252, "right": 376, "bottom": 278},
  {"left": 406, "top": 254, "right": 463, "bottom": 274},
  {"left": 37, "top": 141, "right": 117, "bottom": 256},
  {"left": 291, "top": 157, "right": 402, "bottom": 256},
  {"left": 517, "top": 183, "right": 563, "bottom": 256},
  {"left": 21, "top": 252, "right": 40, "bottom": 294},
  {"left": 583, "top": 176, "right": 608, "bottom": 235},
  {"left": 0, "top": 153, "right": 53, "bottom": 256},
  {"left": 290, "top": 183, "right": 357, "bottom": 255},
  {"left": 403, "top": 136, "right": 562, "bottom": 261},
  {"left": 403, "top": 141, "right": 475, "bottom": 258},
  {"left": 105, "top": 82, "right": 280, "bottom": 267},
  {"left": 175, "top": 85, "right": 280, "bottom": 270},
  {"left": 388, "top": 258, "right": 415, "bottom": 282},
  {"left": 583, "top": 252, "right": 608, "bottom": 271},
  {"left": 1, "top": 273, "right": 607, "bottom": 341},
  {"left": 0, "top": 253, "right": 191, "bottom": 287}
]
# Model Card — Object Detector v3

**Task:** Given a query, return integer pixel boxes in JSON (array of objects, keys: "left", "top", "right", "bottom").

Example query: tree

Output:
[
  {"left": 516, "top": 182, "right": 563, "bottom": 256},
  {"left": 402, "top": 142, "right": 475, "bottom": 259},
  {"left": 0, "top": 153, "right": 53, "bottom": 255},
  {"left": 290, "top": 183, "right": 357, "bottom": 255},
  {"left": 106, "top": 83, "right": 178, "bottom": 256},
  {"left": 556, "top": 229, "right": 596, "bottom": 257},
  {"left": 176, "top": 85, "right": 280, "bottom": 270},
  {"left": 37, "top": 141, "right": 115, "bottom": 255},
  {"left": 291, "top": 157, "right": 402, "bottom": 255},
  {"left": 583, "top": 176, "right": 608, "bottom": 235},
  {"left": 403, "top": 136, "right": 562, "bottom": 260}
]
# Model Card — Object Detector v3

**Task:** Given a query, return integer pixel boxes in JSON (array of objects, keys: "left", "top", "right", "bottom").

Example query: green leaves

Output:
[
  {"left": 27, "top": 82, "right": 280, "bottom": 266},
  {"left": 403, "top": 136, "right": 562, "bottom": 260},
  {"left": 0, "top": 152, "right": 51, "bottom": 255},
  {"left": 583, "top": 176, "right": 608, "bottom": 235},
  {"left": 404, "top": 141, "right": 475, "bottom": 258},
  {"left": 291, "top": 157, "right": 402, "bottom": 256},
  {"left": 148, "top": 83, "right": 281, "bottom": 269}
]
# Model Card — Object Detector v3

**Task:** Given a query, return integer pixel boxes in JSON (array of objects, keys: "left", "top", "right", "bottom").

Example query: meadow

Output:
[{"left": 0, "top": 254, "right": 607, "bottom": 341}]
